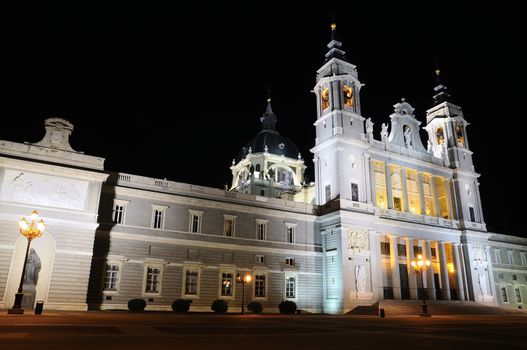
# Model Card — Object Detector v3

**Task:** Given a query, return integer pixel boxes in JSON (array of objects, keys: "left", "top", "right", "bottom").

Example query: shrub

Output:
[
  {"left": 247, "top": 301, "right": 263, "bottom": 313},
  {"left": 211, "top": 299, "right": 228, "bottom": 313},
  {"left": 127, "top": 298, "right": 146, "bottom": 311},
  {"left": 278, "top": 300, "right": 297, "bottom": 314},
  {"left": 172, "top": 299, "right": 191, "bottom": 313}
]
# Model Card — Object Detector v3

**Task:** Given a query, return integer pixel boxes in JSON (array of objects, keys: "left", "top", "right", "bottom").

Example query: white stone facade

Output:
[{"left": 0, "top": 29, "right": 526, "bottom": 314}]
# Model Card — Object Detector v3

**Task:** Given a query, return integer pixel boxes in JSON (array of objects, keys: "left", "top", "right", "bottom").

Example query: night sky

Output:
[{"left": 1, "top": 4, "right": 524, "bottom": 236}]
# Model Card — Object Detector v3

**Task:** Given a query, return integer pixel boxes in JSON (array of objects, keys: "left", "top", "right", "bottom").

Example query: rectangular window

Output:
[
  {"left": 286, "top": 276, "right": 296, "bottom": 299},
  {"left": 494, "top": 249, "right": 502, "bottom": 264},
  {"left": 286, "top": 225, "right": 295, "bottom": 243},
  {"left": 521, "top": 253, "right": 527, "bottom": 267},
  {"left": 256, "top": 220, "right": 267, "bottom": 240},
  {"left": 380, "top": 242, "right": 390, "bottom": 255},
  {"left": 285, "top": 258, "right": 295, "bottom": 266},
  {"left": 325, "top": 184, "right": 331, "bottom": 202},
  {"left": 189, "top": 210, "right": 203, "bottom": 233},
  {"left": 469, "top": 206, "right": 475, "bottom": 222},
  {"left": 397, "top": 244, "right": 407, "bottom": 257},
  {"left": 431, "top": 247, "right": 437, "bottom": 259},
  {"left": 255, "top": 255, "right": 265, "bottom": 264},
  {"left": 508, "top": 251, "right": 514, "bottom": 265},
  {"left": 104, "top": 264, "right": 120, "bottom": 291},
  {"left": 145, "top": 266, "right": 161, "bottom": 294},
  {"left": 152, "top": 206, "right": 167, "bottom": 229},
  {"left": 512, "top": 274, "right": 517, "bottom": 281},
  {"left": 255, "top": 274, "right": 266, "bottom": 297},
  {"left": 351, "top": 182, "right": 359, "bottom": 201},
  {"left": 501, "top": 287, "right": 508, "bottom": 303},
  {"left": 185, "top": 270, "right": 199, "bottom": 295},
  {"left": 224, "top": 215, "right": 236, "bottom": 237},
  {"left": 221, "top": 272, "right": 233, "bottom": 297},
  {"left": 112, "top": 200, "right": 128, "bottom": 224},
  {"left": 498, "top": 274, "right": 504, "bottom": 279},
  {"left": 515, "top": 288, "right": 522, "bottom": 303},
  {"left": 413, "top": 246, "right": 423, "bottom": 256}
]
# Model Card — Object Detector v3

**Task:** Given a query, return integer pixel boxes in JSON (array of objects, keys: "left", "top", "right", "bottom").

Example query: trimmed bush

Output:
[
  {"left": 128, "top": 298, "right": 146, "bottom": 311},
  {"left": 172, "top": 299, "right": 191, "bottom": 313},
  {"left": 211, "top": 299, "right": 228, "bottom": 313},
  {"left": 247, "top": 301, "right": 263, "bottom": 313},
  {"left": 278, "top": 300, "right": 297, "bottom": 314}
]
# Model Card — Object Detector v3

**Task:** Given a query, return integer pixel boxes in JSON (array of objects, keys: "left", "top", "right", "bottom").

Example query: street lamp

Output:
[
  {"left": 236, "top": 273, "right": 252, "bottom": 314},
  {"left": 411, "top": 253, "right": 431, "bottom": 317},
  {"left": 8, "top": 210, "right": 45, "bottom": 314}
]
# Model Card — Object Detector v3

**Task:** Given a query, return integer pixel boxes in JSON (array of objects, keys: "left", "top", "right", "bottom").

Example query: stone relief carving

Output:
[
  {"left": 347, "top": 230, "right": 369, "bottom": 252},
  {"left": 1, "top": 169, "right": 89, "bottom": 210},
  {"left": 478, "top": 271, "right": 488, "bottom": 296},
  {"left": 472, "top": 244, "right": 486, "bottom": 264},
  {"left": 355, "top": 265, "right": 367, "bottom": 293}
]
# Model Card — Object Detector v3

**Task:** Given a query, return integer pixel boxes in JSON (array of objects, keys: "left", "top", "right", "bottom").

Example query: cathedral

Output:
[{"left": 0, "top": 24, "right": 526, "bottom": 314}]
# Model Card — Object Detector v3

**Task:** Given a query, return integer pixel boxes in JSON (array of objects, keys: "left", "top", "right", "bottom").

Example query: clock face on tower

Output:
[{"left": 343, "top": 85, "right": 353, "bottom": 107}]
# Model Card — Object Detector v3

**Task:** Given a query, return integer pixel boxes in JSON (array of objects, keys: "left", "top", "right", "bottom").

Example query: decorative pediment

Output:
[{"left": 387, "top": 98, "right": 427, "bottom": 153}]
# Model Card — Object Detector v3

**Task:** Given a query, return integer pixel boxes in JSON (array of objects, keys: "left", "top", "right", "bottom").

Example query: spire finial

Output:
[
  {"left": 325, "top": 15, "right": 348, "bottom": 62},
  {"left": 431, "top": 65, "right": 452, "bottom": 106},
  {"left": 331, "top": 22, "right": 336, "bottom": 30},
  {"left": 266, "top": 86, "right": 272, "bottom": 103}
]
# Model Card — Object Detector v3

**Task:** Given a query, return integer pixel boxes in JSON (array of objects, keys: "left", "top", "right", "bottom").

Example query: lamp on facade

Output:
[
  {"left": 236, "top": 273, "right": 252, "bottom": 314},
  {"left": 8, "top": 210, "right": 45, "bottom": 314},
  {"left": 410, "top": 254, "right": 431, "bottom": 317}
]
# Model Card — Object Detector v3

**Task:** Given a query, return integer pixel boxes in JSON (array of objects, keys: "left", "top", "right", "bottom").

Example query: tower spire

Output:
[
  {"left": 260, "top": 90, "right": 277, "bottom": 132},
  {"left": 325, "top": 21, "right": 348, "bottom": 62},
  {"left": 432, "top": 68, "right": 452, "bottom": 106}
]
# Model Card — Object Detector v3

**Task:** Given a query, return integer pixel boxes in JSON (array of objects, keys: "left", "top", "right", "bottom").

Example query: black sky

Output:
[{"left": 1, "top": 3, "right": 524, "bottom": 236}]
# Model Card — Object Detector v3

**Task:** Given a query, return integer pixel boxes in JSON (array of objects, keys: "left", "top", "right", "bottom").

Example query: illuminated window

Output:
[
  {"left": 413, "top": 246, "right": 423, "bottom": 255},
  {"left": 456, "top": 125, "right": 464, "bottom": 146},
  {"left": 112, "top": 200, "right": 128, "bottom": 224},
  {"left": 256, "top": 219, "right": 268, "bottom": 240},
  {"left": 431, "top": 247, "right": 437, "bottom": 259},
  {"left": 254, "top": 274, "right": 266, "bottom": 298},
  {"left": 321, "top": 88, "right": 330, "bottom": 110},
  {"left": 285, "top": 276, "right": 296, "bottom": 299},
  {"left": 380, "top": 242, "right": 390, "bottom": 255},
  {"left": 145, "top": 266, "right": 161, "bottom": 294},
  {"left": 104, "top": 263, "right": 120, "bottom": 292},
  {"left": 436, "top": 127, "right": 444, "bottom": 145},
  {"left": 220, "top": 272, "right": 233, "bottom": 297},
  {"left": 397, "top": 244, "right": 407, "bottom": 257},
  {"left": 188, "top": 210, "right": 203, "bottom": 233},
  {"left": 343, "top": 85, "right": 353, "bottom": 107},
  {"left": 223, "top": 215, "right": 236, "bottom": 237}
]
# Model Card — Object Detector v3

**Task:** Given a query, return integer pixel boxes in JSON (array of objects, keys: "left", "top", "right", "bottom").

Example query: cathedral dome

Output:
[
  {"left": 237, "top": 129, "right": 300, "bottom": 161},
  {"left": 236, "top": 100, "right": 300, "bottom": 161}
]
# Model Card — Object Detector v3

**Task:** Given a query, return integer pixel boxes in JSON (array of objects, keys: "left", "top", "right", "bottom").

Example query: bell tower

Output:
[
  {"left": 424, "top": 69, "right": 485, "bottom": 229},
  {"left": 311, "top": 22, "right": 367, "bottom": 205}
]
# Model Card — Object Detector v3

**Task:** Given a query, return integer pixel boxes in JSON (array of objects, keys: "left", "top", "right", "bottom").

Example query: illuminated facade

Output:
[{"left": 0, "top": 25, "right": 526, "bottom": 313}]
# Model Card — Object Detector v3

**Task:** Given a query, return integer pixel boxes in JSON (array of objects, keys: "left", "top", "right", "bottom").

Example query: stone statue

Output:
[
  {"left": 403, "top": 126, "right": 412, "bottom": 148},
  {"left": 355, "top": 265, "right": 367, "bottom": 293},
  {"left": 380, "top": 123, "right": 388, "bottom": 142},
  {"left": 478, "top": 271, "right": 488, "bottom": 296},
  {"left": 365, "top": 118, "right": 374, "bottom": 140},
  {"left": 442, "top": 143, "right": 450, "bottom": 167},
  {"left": 427, "top": 140, "right": 432, "bottom": 153},
  {"left": 24, "top": 249, "right": 41, "bottom": 285}
]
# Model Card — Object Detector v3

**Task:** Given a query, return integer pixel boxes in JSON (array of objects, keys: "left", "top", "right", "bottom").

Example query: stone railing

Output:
[{"left": 378, "top": 208, "right": 460, "bottom": 229}]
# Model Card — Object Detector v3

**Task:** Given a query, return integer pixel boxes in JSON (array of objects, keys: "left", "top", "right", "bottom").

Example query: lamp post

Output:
[
  {"left": 8, "top": 210, "right": 46, "bottom": 314},
  {"left": 236, "top": 273, "right": 252, "bottom": 314},
  {"left": 411, "top": 253, "right": 431, "bottom": 317}
]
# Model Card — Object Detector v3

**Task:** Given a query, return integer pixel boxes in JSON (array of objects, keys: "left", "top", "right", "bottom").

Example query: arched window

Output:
[
  {"left": 456, "top": 125, "right": 464, "bottom": 146},
  {"left": 321, "top": 88, "right": 330, "bottom": 110},
  {"left": 343, "top": 85, "right": 353, "bottom": 107},
  {"left": 436, "top": 127, "right": 444, "bottom": 145},
  {"left": 255, "top": 164, "right": 261, "bottom": 172}
]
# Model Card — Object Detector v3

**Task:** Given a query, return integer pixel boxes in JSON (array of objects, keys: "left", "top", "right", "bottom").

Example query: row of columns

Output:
[
  {"left": 386, "top": 236, "right": 465, "bottom": 301},
  {"left": 371, "top": 160, "right": 454, "bottom": 219}
]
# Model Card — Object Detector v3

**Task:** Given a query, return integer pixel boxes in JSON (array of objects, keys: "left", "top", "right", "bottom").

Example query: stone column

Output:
[
  {"left": 389, "top": 235, "right": 401, "bottom": 299},
  {"left": 401, "top": 168, "right": 409, "bottom": 212},
  {"left": 453, "top": 243, "right": 465, "bottom": 301},
  {"left": 445, "top": 178, "right": 454, "bottom": 220},
  {"left": 438, "top": 241, "right": 451, "bottom": 300},
  {"left": 385, "top": 163, "right": 393, "bottom": 210},
  {"left": 417, "top": 171, "right": 426, "bottom": 215},
  {"left": 424, "top": 240, "right": 436, "bottom": 300},
  {"left": 405, "top": 237, "right": 418, "bottom": 300},
  {"left": 431, "top": 175, "right": 442, "bottom": 218},
  {"left": 364, "top": 154, "right": 373, "bottom": 204}
]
